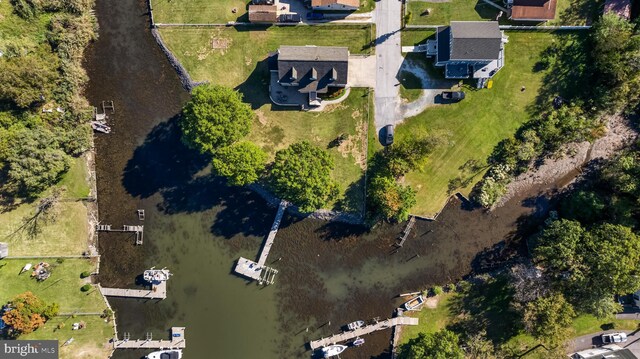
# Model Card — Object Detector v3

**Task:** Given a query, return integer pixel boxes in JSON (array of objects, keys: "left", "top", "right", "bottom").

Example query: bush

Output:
[
  {"left": 446, "top": 283, "right": 456, "bottom": 292},
  {"left": 432, "top": 285, "right": 444, "bottom": 296},
  {"left": 56, "top": 258, "right": 65, "bottom": 264},
  {"left": 80, "top": 284, "right": 91, "bottom": 292},
  {"left": 80, "top": 271, "right": 91, "bottom": 278},
  {"left": 368, "top": 175, "right": 416, "bottom": 222}
]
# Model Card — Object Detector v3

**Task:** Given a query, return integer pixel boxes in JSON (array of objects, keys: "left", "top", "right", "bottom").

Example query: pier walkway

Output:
[
  {"left": 234, "top": 200, "right": 287, "bottom": 285},
  {"left": 309, "top": 317, "right": 419, "bottom": 350},
  {"left": 99, "top": 281, "right": 167, "bottom": 299},
  {"left": 396, "top": 216, "right": 416, "bottom": 247},
  {"left": 113, "top": 327, "right": 185, "bottom": 349}
]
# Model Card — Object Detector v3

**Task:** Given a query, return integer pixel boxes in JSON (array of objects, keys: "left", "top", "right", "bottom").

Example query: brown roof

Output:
[
  {"left": 511, "top": 0, "right": 557, "bottom": 20},
  {"left": 604, "top": 0, "right": 631, "bottom": 19},
  {"left": 311, "top": 0, "right": 360, "bottom": 8},
  {"left": 248, "top": 5, "right": 277, "bottom": 23}
]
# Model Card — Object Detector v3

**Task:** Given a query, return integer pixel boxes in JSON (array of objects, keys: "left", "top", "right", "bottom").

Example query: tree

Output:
[
  {"left": 2, "top": 292, "right": 58, "bottom": 336},
  {"left": 534, "top": 219, "right": 585, "bottom": 281},
  {"left": 4, "top": 126, "right": 70, "bottom": 196},
  {"left": 211, "top": 141, "right": 267, "bottom": 186},
  {"left": 385, "top": 135, "right": 444, "bottom": 178},
  {"left": 180, "top": 85, "right": 254, "bottom": 155},
  {"left": 269, "top": 141, "right": 338, "bottom": 212},
  {"left": 523, "top": 292, "right": 575, "bottom": 347},
  {"left": 398, "top": 329, "right": 464, "bottom": 359},
  {"left": 464, "top": 330, "right": 498, "bottom": 359},
  {"left": 368, "top": 175, "right": 416, "bottom": 222},
  {"left": 0, "top": 55, "right": 58, "bottom": 108},
  {"left": 560, "top": 190, "right": 606, "bottom": 224}
]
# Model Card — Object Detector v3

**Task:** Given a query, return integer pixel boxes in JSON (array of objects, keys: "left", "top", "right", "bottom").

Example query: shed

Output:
[
  {"left": 510, "top": 0, "right": 557, "bottom": 21},
  {"left": 248, "top": 5, "right": 278, "bottom": 23}
]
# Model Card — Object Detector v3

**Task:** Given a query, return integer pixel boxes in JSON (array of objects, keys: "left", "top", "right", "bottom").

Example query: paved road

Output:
[
  {"left": 374, "top": 0, "right": 403, "bottom": 132},
  {"left": 569, "top": 330, "right": 640, "bottom": 358}
]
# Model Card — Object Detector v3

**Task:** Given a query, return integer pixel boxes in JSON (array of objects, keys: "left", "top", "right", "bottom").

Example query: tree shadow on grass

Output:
[{"left": 121, "top": 115, "right": 210, "bottom": 199}]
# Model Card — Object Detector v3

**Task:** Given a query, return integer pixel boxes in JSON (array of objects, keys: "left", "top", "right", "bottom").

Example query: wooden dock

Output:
[
  {"left": 113, "top": 327, "right": 185, "bottom": 349},
  {"left": 309, "top": 317, "right": 419, "bottom": 350},
  {"left": 96, "top": 224, "right": 144, "bottom": 245},
  {"left": 233, "top": 200, "right": 287, "bottom": 285},
  {"left": 100, "top": 280, "right": 166, "bottom": 299},
  {"left": 396, "top": 216, "right": 416, "bottom": 247}
]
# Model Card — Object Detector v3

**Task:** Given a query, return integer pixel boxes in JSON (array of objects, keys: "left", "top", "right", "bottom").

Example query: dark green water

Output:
[{"left": 84, "top": 0, "right": 551, "bottom": 358}]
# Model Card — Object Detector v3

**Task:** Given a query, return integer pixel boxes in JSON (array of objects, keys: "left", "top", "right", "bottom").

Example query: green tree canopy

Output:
[
  {"left": 523, "top": 292, "right": 575, "bottom": 346},
  {"left": 0, "top": 55, "right": 59, "bottom": 108},
  {"left": 211, "top": 141, "right": 267, "bottom": 186},
  {"left": 269, "top": 141, "right": 338, "bottom": 212},
  {"left": 4, "top": 126, "right": 70, "bottom": 196},
  {"left": 398, "top": 329, "right": 464, "bottom": 359},
  {"left": 534, "top": 219, "right": 586, "bottom": 281},
  {"left": 368, "top": 175, "right": 416, "bottom": 222},
  {"left": 180, "top": 85, "right": 254, "bottom": 155}
]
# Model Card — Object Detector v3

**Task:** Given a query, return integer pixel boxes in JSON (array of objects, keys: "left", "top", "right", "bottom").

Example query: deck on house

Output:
[
  {"left": 112, "top": 327, "right": 185, "bottom": 349},
  {"left": 233, "top": 200, "right": 287, "bottom": 285},
  {"left": 309, "top": 317, "right": 419, "bottom": 350},
  {"left": 99, "top": 281, "right": 166, "bottom": 299}
]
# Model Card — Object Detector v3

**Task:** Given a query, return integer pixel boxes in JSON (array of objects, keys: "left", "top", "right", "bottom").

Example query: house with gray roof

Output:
[
  {"left": 426, "top": 21, "right": 507, "bottom": 86},
  {"left": 571, "top": 344, "right": 637, "bottom": 359},
  {"left": 268, "top": 45, "right": 349, "bottom": 107}
]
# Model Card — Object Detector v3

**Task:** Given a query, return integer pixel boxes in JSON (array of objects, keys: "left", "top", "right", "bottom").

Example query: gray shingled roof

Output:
[
  {"left": 278, "top": 46, "right": 349, "bottom": 62},
  {"left": 449, "top": 21, "right": 502, "bottom": 61},
  {"left": 276, "top": 46, "right": 349, "bottom": 94}
]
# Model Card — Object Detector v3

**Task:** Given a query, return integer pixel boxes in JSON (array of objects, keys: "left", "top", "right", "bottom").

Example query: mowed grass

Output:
[
  {"left": 159, "top": 25, "right": 374, "bottom": 212},
  {"left": 401, "top": 293, "right": 454, "bottom": 344},
  {"left": 22, "top": 315, "right": 114, "bottom": 359},
  {"left": 0, "top": 157, "right": 91, "bottom": 256},
  {"left": 0, "top": 258, "right": 106, "bottom": 313},
  {"left": 396, "top": 32, "right": 565, "bottom": 216},
  {"left": 406, "top": 0, "right": 598, "bottom": 26}
]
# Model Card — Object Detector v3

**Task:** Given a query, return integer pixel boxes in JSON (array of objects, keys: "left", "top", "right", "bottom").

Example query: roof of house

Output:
[
  {"left": 275, "top": 46, "right": 349, "bottom": 93},
  {"left": 511, "top": 0, "right": 557, "bottom": 20},
  {"left": 573, "top": 345, "right": 638, "bottom": 359},
  {"left": 449, "top": 21, "right": 502, "bottom": 61},
  {"left": 248, "top": 5, "right": 278, "bottom": 23},
  {"left": 311, "top": 0, "right": 360, "bottom": 7},
  {"left": 604, "top": 0, "right": 631, "bottom": 19}
]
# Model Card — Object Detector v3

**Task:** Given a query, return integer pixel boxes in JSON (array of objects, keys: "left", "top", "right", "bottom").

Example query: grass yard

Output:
[
  {"left": 406, "top": 0, "right": 599, "bottom": 26},
  {"left": 159, "top": 25, "right": 374, "bottom": 212},
  {"left": 0, "top": 258, "right": 106, "bottom": 313},
  {"left": 401, "top": 29, "right": 435, "bottom": 47},
  {"left": 401, "top": 292, "right": 454, "bottom": 344},
  {"left": 396, "top": 31, "right": 581, "bottom": 216},
  {"left": 0, "top": 157, "right": 91, "bottom": 256},
  {"left": 21, "top": 315, "right": 114, "bottom": 359}
]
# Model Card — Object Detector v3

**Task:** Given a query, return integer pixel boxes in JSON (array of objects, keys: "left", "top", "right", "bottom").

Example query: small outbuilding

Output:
[
  {"left": 571, "top": 344, "right": 637, "bottom": 359},
  {"left": 248, "top": 5, "right": 278, "bottom": 23},
  {"left": 509, "top": 0, "right": 558, "bottom": 21}
]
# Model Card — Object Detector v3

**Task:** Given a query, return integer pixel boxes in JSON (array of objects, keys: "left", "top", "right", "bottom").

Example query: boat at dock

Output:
[
  {"left": 403, "top": 295, "right": 425, "bottom": 311},
  {"left": 91, "top": 121, "right": 111, "bottom": 134},
  {"left": 347, "top": 320, "right": 365, "bottom": 331},
  {"left": 321, "top": 344, "right": 347, "bottom": 358},
  {"left": 145, "top": 349, "right": 182, "bottom": 359},
  {"left": 352, "top": 337, "right": 365, "bottom": 346},
  {"left": 143, "top": 268, "right": 171, "bottom": 284}
]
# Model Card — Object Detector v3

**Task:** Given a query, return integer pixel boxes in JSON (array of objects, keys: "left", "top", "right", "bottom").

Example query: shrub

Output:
[
  {"left": 80, "top": 284, "right": 91, "bottom": 292},
  {"left": 432, "top": 286, "right": 444, "bottom": 296},
  {"left": 80, "top": 271, "right": 91, "bottom": 278},
  {"left": 56, "top": 258, "right": 65, "bottom": 264},
  {"left": 446, "top": 283, "right": 456, "bottom": 292}
]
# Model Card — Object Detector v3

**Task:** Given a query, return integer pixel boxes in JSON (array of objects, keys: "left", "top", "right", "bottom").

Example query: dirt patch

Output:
[
  {"left": 337, "top": 120, "right": 367, "bottom": 169},
  {"left": 255, "top": 110, "right": 268, "bottom": 126},
  {"left": 424, "top": 295, "right": 440, "bottom": 309},
  {"left": 495, "top": 115, "right": 638, "bottom": 208},
  {"left": 211, "top": 36, "right": 231, "bottom": 50}
]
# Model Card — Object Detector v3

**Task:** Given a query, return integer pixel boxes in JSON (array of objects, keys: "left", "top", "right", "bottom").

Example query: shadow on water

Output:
[{"left": 121, "top": 116, "right": 210, "bottom": 199}]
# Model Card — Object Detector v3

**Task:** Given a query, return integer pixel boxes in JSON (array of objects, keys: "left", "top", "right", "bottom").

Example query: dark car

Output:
[
  {"left": 442, "top": 91, "right": 465, "bottom": 101},
  {"left": 306, "top": 12, "right": 324, "bottom": 20},
  {"left": 383, "top": 124, "right": 394, "bottom": 146}
]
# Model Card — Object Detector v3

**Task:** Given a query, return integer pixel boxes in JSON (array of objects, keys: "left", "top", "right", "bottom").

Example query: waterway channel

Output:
[{"left": 84, "top": 1, "right": 557, "bottom": 358}]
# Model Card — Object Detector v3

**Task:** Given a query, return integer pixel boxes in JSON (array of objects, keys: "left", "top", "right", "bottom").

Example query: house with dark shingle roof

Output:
[
  {"left": 571, "top": 344, "right": 638, "bottom": 359},
  {"left": 311, "top": 0, "right": 360, "bottom": 11},
  {"left": 426, "top": 21, "right": 507, "bottom": 85},
  {"left": 268, "top": 45, "right": 349, "bottom": 107}
]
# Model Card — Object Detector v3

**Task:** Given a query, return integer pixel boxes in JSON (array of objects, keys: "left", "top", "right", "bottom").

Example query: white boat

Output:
[
  {"left": 403, "top": 295, "right": 425, "bottom": 311},
  {"left": 145, "top": 349, "right": 182, "bottom": 359},
  {"left": 322, "top": 344, "right": 347, "bottom": 358},
  {"left": 143, "top": 268, "right": 171, "bottom": 284},
  {"left": 91, "top": 121, "right": 111, "bottom": 134},
  {"left": 347, "top": 320, "right": 365, "bottom": 331},
  {"left": 352, "top": 337, "right": 365, "bottom": 346}
]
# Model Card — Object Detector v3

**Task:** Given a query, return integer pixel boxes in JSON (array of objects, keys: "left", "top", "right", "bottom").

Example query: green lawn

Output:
[
  {"left": 0, "top": 258, "right": 106, "bottom": 313},
  {"left": 396, "top": 31, "right": 578, "bottom": 216},
  {"left": 159, "top": 25, "right": 373, "bottom": 212},
  {"left": 0, "top": 158, "right": 91, "bottom": 256},
  {"left": 152, "top": 0, "right": 376, "bottom": 24},
  {"left": 401, "top": 293, "right": 454, "bottom": 343},
  {"left": 22, "top": 315, "right": 114, "bottom": 359},
  {"left": 401, "top": 29, "right": 435, "bottom": 47},
  {"left": 406, "top": 0, "right": 599, "bottom": 26}
]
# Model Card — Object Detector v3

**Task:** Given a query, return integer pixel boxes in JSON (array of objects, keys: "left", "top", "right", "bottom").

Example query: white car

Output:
[{"left": 602, "top": 332, "right": 628, "bottom": 344}]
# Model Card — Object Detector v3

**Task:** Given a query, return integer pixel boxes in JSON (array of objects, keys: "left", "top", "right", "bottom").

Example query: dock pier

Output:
[
  {"left": 112, "top": 327, "right": 185, "bottom": 349},
  {"left": 308, "top": 316, "right": 419, "bottom": 350},
  {"left": 99, "top": 281, "right": 167, "bottom": 300},
  {"left": 233, "top": 200, "right": 287, "bottom": 285},
  {"left": 396, "top": 216, "right": 416, "bottom": 247},
  {"left": 96, "top": 224, "right": 144, "bottom": 245}
]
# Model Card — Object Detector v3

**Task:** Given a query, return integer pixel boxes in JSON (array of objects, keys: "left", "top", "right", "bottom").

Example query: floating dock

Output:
[
  {"left": 234, "top": 200, "right": 287, "bottom": 285},
  {"left": 112, "top": 327, "right": 185, "bottom": 349},
  {"left": 309, "top": 317, "right": 419, "bottom": 350},
  {"left": 100, "top": 281, "right": 167, "bottom": 299}
]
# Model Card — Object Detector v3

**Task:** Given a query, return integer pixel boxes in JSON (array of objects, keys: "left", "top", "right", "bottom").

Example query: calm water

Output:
[{"left": 84, "top": 1, "right": 552, "bottom": 358}]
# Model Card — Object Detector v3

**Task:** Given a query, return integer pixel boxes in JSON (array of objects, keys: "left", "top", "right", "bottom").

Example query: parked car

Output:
[
  {"left": 383, "top": 124, "right": 394, "bottom": 146},
  {"left": 442, "top": 91, "right": 465, "bottom": 101},
  {"left": 602, "top": 332, "right": 627, "bottom": 344},
  {"left": 306, "top": 12, "right": 324, "bottom": 20},
  {"left": 634, "top": 290, "right": 640, "bottom": 307}
]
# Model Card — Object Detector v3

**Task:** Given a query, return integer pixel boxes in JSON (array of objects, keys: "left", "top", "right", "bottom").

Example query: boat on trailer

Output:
[
  {"left": 403, "top": 295, "right": 425, "bottom": 311},
  {"left": 145, "top": 349, "right": 182, "bottom": 359},
  {"left": 347, "top": 320, "right": 365, "bottom": 331},
  {"left": 322, "top": 344, "right": 348, "bottom": 358}
]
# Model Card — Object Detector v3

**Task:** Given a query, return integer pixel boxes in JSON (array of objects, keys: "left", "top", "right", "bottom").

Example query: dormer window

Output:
[
  {"left": 310, "top": 68, "right": 317, "bottom": 81},
  {"left": 329, "top": 68, "right": 337, "bottom": 82},
  {"left": 290, "top": 67, "right": 297, "bottom": 81}
]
